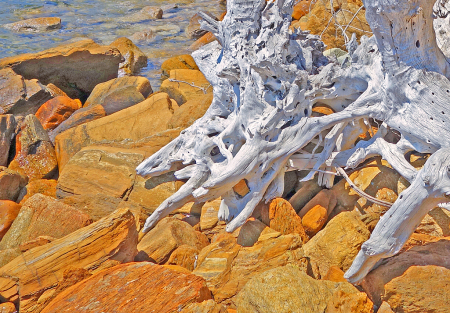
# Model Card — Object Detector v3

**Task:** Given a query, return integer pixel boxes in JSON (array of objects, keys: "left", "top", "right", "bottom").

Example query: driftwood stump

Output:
[{"left": 137, "top": 0, "right": 450, "bottom": 283}]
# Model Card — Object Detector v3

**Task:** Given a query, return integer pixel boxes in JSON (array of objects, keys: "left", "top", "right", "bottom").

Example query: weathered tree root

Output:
[{"left": 136, "top": 0, "right": 450, "bottom": 283}]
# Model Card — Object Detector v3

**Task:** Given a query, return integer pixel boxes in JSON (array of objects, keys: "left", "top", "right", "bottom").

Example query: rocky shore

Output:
[{"left": 0, "top": 1, "right": 449, "bottom": 312}]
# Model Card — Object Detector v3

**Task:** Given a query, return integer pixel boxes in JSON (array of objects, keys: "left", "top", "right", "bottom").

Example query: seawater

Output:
[{"left": 0, "top": 0, "right": 225, "bottom": 90}]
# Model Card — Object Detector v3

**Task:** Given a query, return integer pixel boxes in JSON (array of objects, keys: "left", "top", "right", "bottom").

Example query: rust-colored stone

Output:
[
  {"left": 0, "top": 302, "right": 17, "bottom": 313},
  {"left": 232, "top": 179, "right": 250, "bottom": 197},
  {"left": 161, "top": 54, "right": 199, "bottom": 78},
  {"left": 41, "top": 263, "right": 212, "bottom": 313},
  {"left": 189, "top": 32, "right": 217, "bottom": 50},
  {"left": 18, "top": 179, "right": 57, "bottom": 204},
  {"left": 109, "top": 37, "right": 148, "bottom": 76},
  {"left": 325, "top": 290, "right": 374, "bottom": 313},
  {"left": 302, "top": 204, "right": 328, "bottom": 237},
  {"left": 322, "top": 266, "right": 347, "bottom": 283},
  {"left": 268, "top": 198, "right": 309, "bottom": 243},
  {"left": 0, "top": 167, "right": 27, "bottom": 201},
  {"left": 35, "top": 96, "right": 81, "bottom": 130},
  {"left": 0, "top": 201, "right": 21, "bottom": 240},
  {"left": 0, "top": 115, "right": 16, "bottom": 167},
  {"left": 292, "top": 0, "right": 312, "bottom": 20},
  {"left": 167, "top": 244, "right": 200, "bottom": 271}
]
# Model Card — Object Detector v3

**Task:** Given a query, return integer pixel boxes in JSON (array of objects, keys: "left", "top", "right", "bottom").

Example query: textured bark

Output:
[{"left": 136, "top": 0, "right": 450, "bottom": 283}]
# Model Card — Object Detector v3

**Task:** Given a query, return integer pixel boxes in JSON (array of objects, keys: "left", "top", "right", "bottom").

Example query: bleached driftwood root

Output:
[{"left": 137, "top": 0, "right": 450, "bottom": 283}]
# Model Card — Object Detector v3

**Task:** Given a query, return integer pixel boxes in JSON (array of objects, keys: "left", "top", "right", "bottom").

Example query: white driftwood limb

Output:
[{"left": 137, "top": 0, "right": 450, "bottom": 283}]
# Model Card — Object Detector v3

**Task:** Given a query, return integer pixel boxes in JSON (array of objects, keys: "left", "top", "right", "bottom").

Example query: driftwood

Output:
[{"left": 136, "top": 0, "right": 450, "bottom": 283}]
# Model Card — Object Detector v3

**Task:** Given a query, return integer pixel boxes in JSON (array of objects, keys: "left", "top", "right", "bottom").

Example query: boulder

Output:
[
  {"left": 0, "top": 167, "right": 27, "bottom": 201},
  {"left": 383, "top": 265, "right": 450, "bottom": 313},
  {"left": 0, "top": 194, "right": 92, "bottom": 252},
  {"left": 378, "top": 302, "right": 395, "bottom": 313},
  {"left": 298, "top": 189, "right": 337, "bottom": 217},
  {"left": 193, "top": 232, "right": 308, "bottom": 304},
  {"left": 0, "top": 201, "right": 21, "bottom": 240},
  {"left": 60, "top": 193, "right": 122, "bottom": 222},
  {"left": 54, "top": 92, "right": 176, "bottom": 171},
  {"left": 323, "top": 266, "right": 347, "bottom": 283},
  {"left": 48, "top": 104, "right": 106, "bottom": 144},
  {"left": 0, "top": 39, "right": 122, "bottom": 99},
  {"left": 302, "top": 204, "right": 328, "bottom": 237},
  {"left": 56, "top": 146, "right": 144, "bottom": 199},
  {"left": 268, "top": 198, "right": 309, "bottom": 243},
  {"left": 35, "top": 96, "right": 81, "bottom": 130},
  {"left": 168, "top": 94, "right": 213, "bottom": 129},
  {"left": 83, "top": 76, "right": 152, "bottom": 115},
  {"left": 3, "top": 17, "right": 61, "bottom": 32},
  {"left": 16, "top": 179, "right": 57, "bottom": 204},
  {"left": 136, "top": 217, "right": 209, "bottom": 263},
  {"left": 41, "top": 263, "right": 211, "bottom": 313},
  {"left": 8, "top": 115, "right": 57, "bottom": 180},
  {"left": 415, "top": 207, "right": 450, "bottom": 237},
  {"left": 361, "top": 239, "right": 450, "bottom": 306},
  {"left": 185, "top": 12, "right": 217, "bottom": 39},
  {"left": 0, "top": 302, "right": 16, "bottom": 313},
  {"left": 200, "top": 198, "right": 221, "bottom": 231},
  {"left": 45, "top": 83, "right": 67, "bottom": 97},
  {"left": 180, "top": 299, "right": 227, "bottom": 313},
  {"left": 120, "top": 6, "right": 163, "bottom": 22},
  {"left": 160, "top": 69, "right": 213, "bottom": 105},
  {"left": 0, "top": 208, "right": 138, "bottom": 313},
  {"left": 325, "top": 290, "right": 374, "bottom": 313},
  {"left": 0, "top": 115, "right": 16, "bottom": 166},
  {"left": 236, "top": 218, "right": 272, "bottom": 247},
  {"left": 293, "top": 0, "right": 370, "bottom": 50},
  {"left": 303, "top": 211, "right": 371, "bottom": 277},
  {"left": 331, "top": 158, "right": 408, "bottom": 217},
  {"left": 292, "top": 0, "right": 312, "bottom": 20},
  {"left": 167, "top": 244, "right": 200, "bottom": 271},
  {"left": 0, "top": 68, "right": 52, "bottom": 116},
  {"left": 235, "top": 265, "right": 359, "bottom": 313},
  {"left": 109, "top": 37, "right": 148, "bottom": 76},
  {"left": 161, "top": 54, "right": 199, "bottom": 78}
]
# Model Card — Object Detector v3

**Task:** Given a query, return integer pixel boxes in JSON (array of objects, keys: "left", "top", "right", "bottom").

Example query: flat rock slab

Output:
[
  {"left": 3, "top": 17, "right": 61, "bottom": 32},
  {"left": 0, "top": 39, "right": 121, "bottom": 99},
  {"left": 0, "top": 208, "right": 138, "bottom": 313},
  {"left": 41, "top": 262, "right": 211, "bottom": 313}
]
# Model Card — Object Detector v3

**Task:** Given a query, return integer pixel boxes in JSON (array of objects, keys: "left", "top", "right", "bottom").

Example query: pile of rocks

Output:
[{"left": 0, "top": 10, "right": 449, "bottom": 313}]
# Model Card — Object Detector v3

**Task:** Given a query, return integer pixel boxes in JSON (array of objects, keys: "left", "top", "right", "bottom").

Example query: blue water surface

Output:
[{"left": 0, "top": 0, "right": 225, "bottom": 89}]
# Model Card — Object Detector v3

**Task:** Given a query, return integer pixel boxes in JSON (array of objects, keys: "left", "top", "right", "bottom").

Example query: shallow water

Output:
[{"left": 0, "top": 0, "right": 225, "bottom": 90}]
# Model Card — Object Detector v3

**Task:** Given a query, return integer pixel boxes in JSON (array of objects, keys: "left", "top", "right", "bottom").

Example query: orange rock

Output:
[
  {"left": 0, "top": 194, "right": 92, "bottom": 252},
  {"left": 48, "top": 104, "right": 106, "bottom": 144},
  {"left": 180, "top": 299, "right": 227, "bottom": 313},
  {"left": 17, "top": 179, "right": 57, "bottom": 204},
  {"left": 377, "top": 302, "right": 394, "bottom": 313},
  {"left": 167, "top": 244, "right": 200, "bottom": 271},
  {"left": 0, "top": 302, "right": 17, "bottom": 313},
  {"left": 137, "top": 217, "right": 209, "bottom": 264},
  {"left": 9, "top": 115, "right": 57, "bottom": 180},
  {"left": 323, "top": 266, "right": 347, "bottom": 283},
  {"left": 160, "top": 69, "right": 213, "bottom": 105},
  {"left": 167, "top": 94, "right": 213, "bottom": 129},
  {"left": 0, "top": 208, "right": 138, "bottom": 312},
  {"left": 83, "top": 76, "right": 152, "bottom": 115},
  {"left": 161, "top": 54, "right": 199, "bottom": 78},
  {"left": 190, "top": 32, "right": 217, "bottom": 50},
  {"left": 292, "top": 0, "right": 312, "bottom": 20},
  {"left": 45, "top": 83, "right": 68, "bottom": 97},
  {"left": 0, "top": 39, "right": 122, "bottom": 99},
  {"left": 312, "top": 103, "right": 335, "bottom": 116},
  {"left": 302, "top": 204, "right": 328, "bottom": 237},
  {"left": 361, "top": 238, "right": 450, "bottom": 306},
  {"left": 233, "top": 179, "right": 250, "bottom": 197},
  {"left": 54, "top": 92, "right": 175, "bottom": 171},
  {"left": 0, "top": 201, "right": 21, "bottom": 240},
  {"left": 18, "top": 235, "right": 55, "bottom": 252},
  {"left": 383, "top": 265, "right": 450, "bottom": 312},
  {"left": 0, "top": 167, "right": 27, "bottom": 201},
  {"left": 3, "top": 17, "right": 61, "bottom": 32},
  {"left": 193, "top": 232, "right": 307, "bottom": 303},
  {"left": 41, "top": 263, "right": 212, "bottom": 313},
  {"left": 200, "top": 198, "right": 222, "bottom": 231},
  {"left": 109, "top": 37, "right": 148, "bottom": 75},
  {"left": 268, "top": 198, "right": 309, "bottom": 243},
  {"left": 325, "top": 290, "right": 374, "bottom": 313},
  {"left": 35, "top": 96, "right": 81, "bottom": 130}
]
